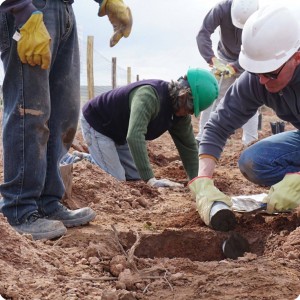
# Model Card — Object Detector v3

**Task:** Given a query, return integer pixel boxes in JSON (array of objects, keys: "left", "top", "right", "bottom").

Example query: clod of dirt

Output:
[
  {"left": 110, "top": 255, "right": 128, "bottom": 276},
  {"left": 101, "top": 289, "right": 119, "bottom": 300},
  {"left": 222, "top": 232, "right": 250, "bottom": 259},
  {"left": 118, "top": 269, "right": 141, "bottom": 290}
]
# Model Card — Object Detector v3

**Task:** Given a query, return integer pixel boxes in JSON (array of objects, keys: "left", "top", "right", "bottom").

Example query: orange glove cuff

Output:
[{"left": 199, "top": 154, "right": 218, "bottom": 163}]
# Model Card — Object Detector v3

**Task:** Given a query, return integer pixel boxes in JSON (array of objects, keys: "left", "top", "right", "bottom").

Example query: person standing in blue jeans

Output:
[
  {"left": 0, "top": 0, "right": 132, "bottom": 240},
  {"left": 189, "top": 3, "right": 300, "bottom": 232}
]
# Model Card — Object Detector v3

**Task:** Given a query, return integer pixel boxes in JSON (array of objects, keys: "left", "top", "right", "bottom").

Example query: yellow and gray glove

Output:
[
  {"left": 211, "top": 57, "right": 235, "bottom": 80},
  {"left": 188, "top": 176, "right": 234, "bottom": 229},
  {"left": 98, "top": 0, "right": 133, "bottom": 47},
  {"left": 147, "top": 177, "right": 184, "bottom": 188},
  {"left": 17, "top": 11, "right": 51, "bottom": 69},
  {"left": 225, "top": 64, "right": 236, "bottom": 77},
  {"left": 263, "top": 173, "right": 300, "bottom": 213}
]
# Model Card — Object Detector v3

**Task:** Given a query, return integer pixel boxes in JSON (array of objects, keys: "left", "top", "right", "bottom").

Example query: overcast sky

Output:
[
  {"left": 0, "top": 0, "right": 293, "bottom": 84},
  {"left": 73, "top": 0, "right": 300, "bottom": 83},
  {"left": 73, "top": 0, "right": 220, "bottom": 82}
]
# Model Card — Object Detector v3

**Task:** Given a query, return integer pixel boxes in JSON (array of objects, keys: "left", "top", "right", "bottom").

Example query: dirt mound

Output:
[{"left": 1, "top": 107, "right": 300, "bottom": 299}]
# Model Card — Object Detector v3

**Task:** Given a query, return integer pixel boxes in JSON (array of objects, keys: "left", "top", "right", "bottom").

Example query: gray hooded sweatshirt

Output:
[
  {"left": 197, "top": 0, "right": 243, "bottom": 72},
  {"left": 199, "top": 67, "right": 300, "bottom": 159}
]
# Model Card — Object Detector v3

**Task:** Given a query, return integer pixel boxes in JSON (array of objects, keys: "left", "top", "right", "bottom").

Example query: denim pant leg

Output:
[
  {"left": 238, "top": 130, "right": 300, "bottom": 186},
  {"left": 0, "top": 11, "right": 48, "bottom": 224},
  {"left": 38, "top": 1, "right": 80, "bottom": 216},
  {"left": 80, "top": 115, "right": 127, "bottom": 181},
  {"left": 116, "top": 144, "right": 141, "bottom": 181},
  {"left": 0, "top": 0, "right": 80, "bottom": 224}
]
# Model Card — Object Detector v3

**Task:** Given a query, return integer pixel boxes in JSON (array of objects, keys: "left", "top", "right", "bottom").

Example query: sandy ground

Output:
[{"left": 1, "top": 106, "right": 300, "bottom": 300}]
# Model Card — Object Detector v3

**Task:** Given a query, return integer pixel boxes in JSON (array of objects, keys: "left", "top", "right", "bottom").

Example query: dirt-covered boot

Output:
[
  {"left": 46, "top": 203, "right": 96, "bottom": 227},
  {"left": 12, "top": 212, "right": 67, "bottom": 240}
]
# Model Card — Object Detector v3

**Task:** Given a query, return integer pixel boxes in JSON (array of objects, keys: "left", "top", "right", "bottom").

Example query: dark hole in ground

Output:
[
  {"left": 119, "top": 213, "right": 300, "bottom": 262},
  {"left": 120, "top": 229, "right": 249, "bottom": 261}
]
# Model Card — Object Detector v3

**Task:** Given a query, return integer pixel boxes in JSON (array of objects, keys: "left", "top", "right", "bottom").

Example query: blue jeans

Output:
[
  {"left": 0, "top": 0, "right": 80, "bottom": 225},
  {"left": 238, "top": 130, "right": 300, "bottom": 186},
  {"left": 80, "top": 114, "right": 141, "bottom": 181}
]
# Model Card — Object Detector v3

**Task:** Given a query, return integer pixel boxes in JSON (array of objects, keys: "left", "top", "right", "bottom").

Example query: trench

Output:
[
  {"left": 119, "top": 213, "right": 300, "bottom": 261},
  {"left": 119, "top": 229, "right": 248, "bottom": 261},
  {"left": 131, "top": 229, "right": 226, "bottom": 261}
]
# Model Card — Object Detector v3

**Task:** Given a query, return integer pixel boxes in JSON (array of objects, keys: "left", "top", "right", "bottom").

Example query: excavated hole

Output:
[
  {"left": 120, "top": 229, "right": 233, "bottom": 261},
  {"left": 119, "top": 214, "right": 300, "bottom": 262}
]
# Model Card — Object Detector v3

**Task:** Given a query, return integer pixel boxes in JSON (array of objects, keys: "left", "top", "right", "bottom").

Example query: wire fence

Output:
[
  {"left": 79, "top": 36, "right": 133, "bottom": 105},
  {"left": 0, "top": 36, "right": 135, "bottom": 155},
  {"left": 0, "top": 35, "right": 135, "bottom": 110}
]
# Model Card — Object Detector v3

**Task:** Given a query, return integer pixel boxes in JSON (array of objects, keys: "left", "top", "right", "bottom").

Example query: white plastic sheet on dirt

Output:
[{"left": 231, "top": 193, "right": 267, "bottom": 213}]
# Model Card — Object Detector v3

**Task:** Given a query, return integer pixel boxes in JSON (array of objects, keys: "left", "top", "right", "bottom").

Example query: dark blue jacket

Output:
[{"left": 82, "top": 79, "right": 180, "bottom": 145}]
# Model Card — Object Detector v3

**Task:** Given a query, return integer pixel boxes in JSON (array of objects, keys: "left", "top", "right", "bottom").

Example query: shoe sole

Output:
[
  {"left": 60, "top": 211, "right": 97, "bottom": 228},
  {"left": 13, "top": 226, "right": 67, "bottom": 241}
]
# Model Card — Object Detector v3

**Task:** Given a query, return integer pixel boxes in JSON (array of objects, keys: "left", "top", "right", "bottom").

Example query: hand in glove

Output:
[
  {"left": 147, "top": 178, "right": 184, "bottom": 188},
  {"left": 225, "top": 64, "right": 236, "bottom": 77},
  {"left": 98, "top": 0, "right": 133, "bottom": 47},
  {"left": 263, "top": 173, "right": 300, "bottom": 213},
  {"left": 211, "top": 57, "right": 235, "bottom": 80},
  {"left": 188, "top": 176, "right": 233, "bottom": 227},
  {"left": 17, "top": 11, "right": 51, "bottom": 69},
  {"left": 211, "top": 57, "right": 228, "bottom": 79}
]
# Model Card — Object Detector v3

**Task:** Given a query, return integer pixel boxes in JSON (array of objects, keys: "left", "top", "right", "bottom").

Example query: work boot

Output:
[
  {"left": 278, "top": 121, "right": 285, "bottom": 133},
  {"left": 12, "top": 212, "right": 67, "bottom": 240},
  {"left": 270, "top": 122, "right": 278, "bottom": 134},
  {"left": 46, "top": 203, "right": 96, "bottom": 227}
]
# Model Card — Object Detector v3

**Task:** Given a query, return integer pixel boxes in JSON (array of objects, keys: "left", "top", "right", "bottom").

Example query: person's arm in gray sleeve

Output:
[
  {"left": 199, "top": 72, "right": 264, "bottom": 159},
  {"left": 197, "top": 3, "right": 225, "bottom": 64}
]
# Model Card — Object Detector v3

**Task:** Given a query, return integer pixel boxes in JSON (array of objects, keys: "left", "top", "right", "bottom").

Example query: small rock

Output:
[
  {"left": 88, "top": 256, "right": 100, "bottom": 265},
  {"left": 110, "top": 255, "right": 127, "bottom": 276},
  {"left": 101, "top": 289, "right": 118, "bottom": 300}
]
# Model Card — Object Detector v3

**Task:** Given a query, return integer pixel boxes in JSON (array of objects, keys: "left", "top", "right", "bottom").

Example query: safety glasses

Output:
[{"left": 250, "top": 61, "right": 287, "bottom": 80}]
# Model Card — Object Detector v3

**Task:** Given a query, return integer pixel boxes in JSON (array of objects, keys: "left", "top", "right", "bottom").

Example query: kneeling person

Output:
[{"left": 80, "top": 69, "right": 219, "bottom": 188}]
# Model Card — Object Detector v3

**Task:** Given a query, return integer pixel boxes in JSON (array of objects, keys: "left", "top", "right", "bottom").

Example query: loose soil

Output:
[{"left": 1, "top": 106, "right": 300, "bottom": 300}]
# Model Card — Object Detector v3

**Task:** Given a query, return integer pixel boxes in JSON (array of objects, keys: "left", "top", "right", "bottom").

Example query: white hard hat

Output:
[
  {"left": 231, "top": 0, "right": 259, "bottom": 29},
  {"left": 239, "top": 3, "right": 300, "bottom": 73}
]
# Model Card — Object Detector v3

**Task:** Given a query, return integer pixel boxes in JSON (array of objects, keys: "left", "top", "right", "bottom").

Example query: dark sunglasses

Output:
[{"left": 249, "top": 61, "right": 287, "bottom": 80}]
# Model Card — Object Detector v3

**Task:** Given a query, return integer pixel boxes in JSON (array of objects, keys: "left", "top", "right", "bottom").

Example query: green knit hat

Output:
[{"left": 187, "top": 68, "right": 219, "bottom": 117}]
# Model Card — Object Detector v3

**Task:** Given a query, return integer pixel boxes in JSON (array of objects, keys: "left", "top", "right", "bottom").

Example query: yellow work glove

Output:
[
  {"left": 211, "top": 57, "right": 236, "bottom": 80},
  {"left": 98, "top": 0, "right": 132, "bottom": 47},
  {"left": 211, "top": 57, "right": 227, "bottom": 79},
  {"left": 188, "top": 176, "right": 232, "bottom": 226},
  {"left": 263, "top": 173, "right": 300, "bottom": 213},
  {"left": 17, "top": 11, "right": 51, "bottom": 69},
  {"left": 225, "top": 64, "right": 236, "bottom": 77}
]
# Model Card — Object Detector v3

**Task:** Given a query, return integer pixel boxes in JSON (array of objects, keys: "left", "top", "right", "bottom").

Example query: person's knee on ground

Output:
[{"left": 238, "top": 146, "right": 280, "bottom": 186}]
